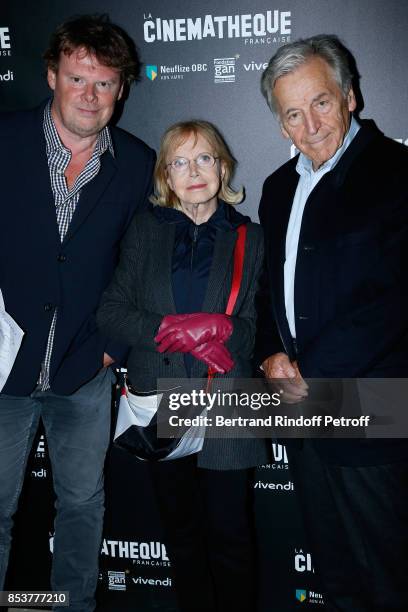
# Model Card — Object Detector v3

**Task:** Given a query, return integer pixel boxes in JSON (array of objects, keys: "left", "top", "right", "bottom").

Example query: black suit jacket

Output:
[
  {"left": 257, "top": 120, "right": 408, "bottom": 463},
  {"left": 97, "top": 209, "right": 271, "bottom": 470},
  {"left": 0, "top": 101, "right": 155, "bottom": 395}
]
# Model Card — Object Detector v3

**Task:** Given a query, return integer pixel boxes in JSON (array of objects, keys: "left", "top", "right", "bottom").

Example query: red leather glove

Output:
[
  {"left": 155, "top": 313, "right": 233, "bottom": 353},
  {"left": 191, "top": 341, "right": 234, "bottom": 374}
]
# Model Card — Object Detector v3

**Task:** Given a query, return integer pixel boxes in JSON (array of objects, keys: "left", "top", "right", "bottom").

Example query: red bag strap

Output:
[
  {"left": 225, "top": 224, "right": 247, "bottom": 316},
  {"left": 207, "top": 224, "right": 247, "bottom": 388}
]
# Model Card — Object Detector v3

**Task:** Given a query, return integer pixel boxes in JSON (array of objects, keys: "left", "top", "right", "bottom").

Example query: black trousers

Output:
[
  {"left": 149, "top": 456, "right": 257, "bottom": 612},
  {"left": 287, "top": 440, "right": 408, "bottom": 612}
]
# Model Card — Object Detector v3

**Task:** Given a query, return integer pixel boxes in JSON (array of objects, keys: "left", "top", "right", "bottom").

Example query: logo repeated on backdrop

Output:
[
  {"left": 295, "top": 589, "right": 325, "bottom": 605},
  {"left": 0, "top": 27, "right": 11, "bottom": 56},
  {"left": 258, "top": 444, "right": 289, "bottom": 471},
  {"left": 143, "top": 11, "right": 291, "bottom": 46},
  {"left": 99, "top": 569, "right": 173, "bottom": 590},
  {"left": 296, "top": 589, "right": 307, "bottom": 603},
  {"left": 146, "top": 61, "right": 208, "bottom": 81},
  {"left": 132, "top": 576, "right": 172, "bottom": 587},
  {"left": 214, "top": 56, "right": 238, "bottom": 83},
  {"left": 0, "top": 69, "right": 13, "bottom": 81},
  {"left": 101, "top": 539, "right": 170, "bottom": 567},
  {"left": 254, "top": 479, "right": 294, "bottom": 492},
  {"left": 294, "top": 549, "right": 315, "bottom": 573},
  {"left": 272, "top": 443, "right": 289, "bottom": 468},
  {"left": 31, "top": 433, "right": 50, "bottom": 480},
  {"left": 146, "top": 64, "right": 158, "bottom": 80},
  {"left": 243, "top": 60, "right": 268, "bottom": 72},
  {"left": 255, "top": 444, "right": 293, "bottom": 491},
  {"left": 35, "top": 434, "right": 46, "bottom": 458},
  {"left": 108, "top": 570, "right": 127, "bottom": 591},
  {"left": 145, "top": 55, "right": 286, "bottom": 85},
  {"left": 31, "top": 467, "right": 48, "bottom": 479}
]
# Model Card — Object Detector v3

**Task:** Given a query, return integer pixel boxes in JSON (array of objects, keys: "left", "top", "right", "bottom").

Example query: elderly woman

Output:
[{"left": 97, "top": 121, "right": 269, "bottom": 612}]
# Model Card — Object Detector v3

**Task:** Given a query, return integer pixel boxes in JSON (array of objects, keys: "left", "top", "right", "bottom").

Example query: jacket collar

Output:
[{"left": 151, "top": 199, "right": 250, "bottom": 231}]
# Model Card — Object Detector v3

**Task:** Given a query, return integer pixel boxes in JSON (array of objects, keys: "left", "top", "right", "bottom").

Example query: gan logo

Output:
[
  {"left": 108, "top": 571, "right": 126, "bottom": 591},
  {"left": 143, "top": 11, "right": 291, "bottom": 45},
  {"left": 146, "top": 65, "right": 158, "bottom": 80},
  {"left": 0, "top": 27, "right": 11, "bottom": 56},
  {"left": 296, "top": 589, "right": 307, "bottom": 603},
  {"left": 214, "top": 57, "right": 238, "bottom": 84}
]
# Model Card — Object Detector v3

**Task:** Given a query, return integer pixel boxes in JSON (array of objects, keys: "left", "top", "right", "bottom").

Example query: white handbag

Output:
[
  {"left": 113, "top": 382, "right": 205, "bottom": 461},
  {"left": 0, "top": 289, "right": 25, "bottom": 392}
]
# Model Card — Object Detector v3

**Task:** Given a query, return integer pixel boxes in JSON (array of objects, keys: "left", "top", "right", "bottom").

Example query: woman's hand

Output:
[
  {"left": 155, "top": 313, "right": 233, "bottom": 353},
  {"left": 191, "top": 341, "right": 234, "bottom": 374}
]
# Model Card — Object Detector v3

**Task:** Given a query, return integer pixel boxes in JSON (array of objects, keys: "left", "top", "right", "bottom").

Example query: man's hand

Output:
[
  {"left": 103, "top": 352, "right": 115, "bottom": 368},
  {"left": 262, "top": 352, "right": 308, "bottom": 403}
]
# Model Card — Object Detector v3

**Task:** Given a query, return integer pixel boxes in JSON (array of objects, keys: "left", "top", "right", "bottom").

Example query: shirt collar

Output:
[
  {"left": 296, "top": 115, "right": 360, "bottom": 178},
  {"left": 43, "top": 99, "right": 115, "bottom": 158}
]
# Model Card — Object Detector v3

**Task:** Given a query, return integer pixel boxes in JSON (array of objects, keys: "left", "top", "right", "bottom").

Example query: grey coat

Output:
[{"left": 97, "top": 209, "right": 271, "bottom": 469}]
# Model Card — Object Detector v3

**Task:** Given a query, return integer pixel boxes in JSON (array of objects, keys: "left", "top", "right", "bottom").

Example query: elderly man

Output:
[
  {"left": 257, "top": 35, "right": 408, "bottom": 611},
  {"left": 0, "top": 14, "right": 154, "bottom": 611}
]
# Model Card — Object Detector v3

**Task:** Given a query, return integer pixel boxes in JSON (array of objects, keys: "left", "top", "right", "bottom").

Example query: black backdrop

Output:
[{"left": 1, "top": 1, "right": 408, "bottom": 610}]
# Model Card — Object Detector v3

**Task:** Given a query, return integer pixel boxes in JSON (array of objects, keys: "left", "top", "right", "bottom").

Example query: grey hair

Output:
[{"left": 261, "top": 34, "right": 353, "bottom": 115}]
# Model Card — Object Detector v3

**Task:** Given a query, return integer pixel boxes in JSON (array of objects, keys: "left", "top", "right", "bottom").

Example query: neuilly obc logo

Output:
[
  {"left": 296, "top": 588, "right": 324, "bottom": 605},
  {"left": 146, "top": 65, "right": 158, "bottom": 81},
  {"left": 296, "top": 589, "right": 307, "bottom": 603}
]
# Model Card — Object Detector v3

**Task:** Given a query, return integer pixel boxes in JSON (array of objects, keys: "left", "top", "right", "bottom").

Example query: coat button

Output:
[
  {"left": 163, "top": 357, "right": 170, "bottom": 365},
  {"left": 298, "top": 315, "right": 309, "bottom": 321},
  {"left": 303, "top": 245, "right": 315, "bottom": 251},
  {"left": 57, "top": 254, "right": 66, "bottom": 262},
  {"left": 44, "top": 303, "right": 53, "bottom": 312}
]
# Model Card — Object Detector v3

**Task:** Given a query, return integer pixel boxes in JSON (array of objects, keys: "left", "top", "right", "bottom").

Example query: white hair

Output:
[{"left": 261, "top": 34, "right": 353, "bottom": 114}]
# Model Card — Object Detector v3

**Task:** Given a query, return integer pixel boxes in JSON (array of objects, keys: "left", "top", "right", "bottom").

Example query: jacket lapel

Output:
[
  {"left": 38, "top": 161, "right": 62, "bottom": 251},
  {"left": 155, "top": 221, "right": 178, "bottom": 314},
  {"left": 62, "top": 152, "right": 117, "bottom": 246},
  {"left": 268, "top": 170, "right": 298, "bottom": 352},
  {"left": 201, "top": 229, "right": 237, "bottom": 313},
  {"left": 23, "top": 115, "right": 61, "bottom": 252}
]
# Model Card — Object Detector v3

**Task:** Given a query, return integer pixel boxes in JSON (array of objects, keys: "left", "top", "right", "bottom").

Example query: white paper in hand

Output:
[{"left": 0, "top": 289, "right": 24, "bottom": 392}]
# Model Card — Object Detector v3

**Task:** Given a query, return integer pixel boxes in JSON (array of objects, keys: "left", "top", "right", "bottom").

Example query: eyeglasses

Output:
[{"left": 166, "top": 153, "right": 219, "bottom": 174}]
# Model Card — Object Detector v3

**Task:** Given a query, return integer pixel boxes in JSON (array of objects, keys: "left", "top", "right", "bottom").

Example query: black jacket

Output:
[
  {"left": 152, "top": 201, "right": 251, "bottom": 375},
  {"left": 0, "top": 101, "right": 155, "bottom": 395},
  {"left": 97, "top": 206, "right": 270, "bottom": 469},
  {"left": 257, "top": 120, "right": 408, "bottom": 464}
]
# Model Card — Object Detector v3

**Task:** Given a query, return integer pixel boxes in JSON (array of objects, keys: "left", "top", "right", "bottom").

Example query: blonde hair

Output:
[{"left": 150, "top": 120, "right": 244, "bottom": 208}]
